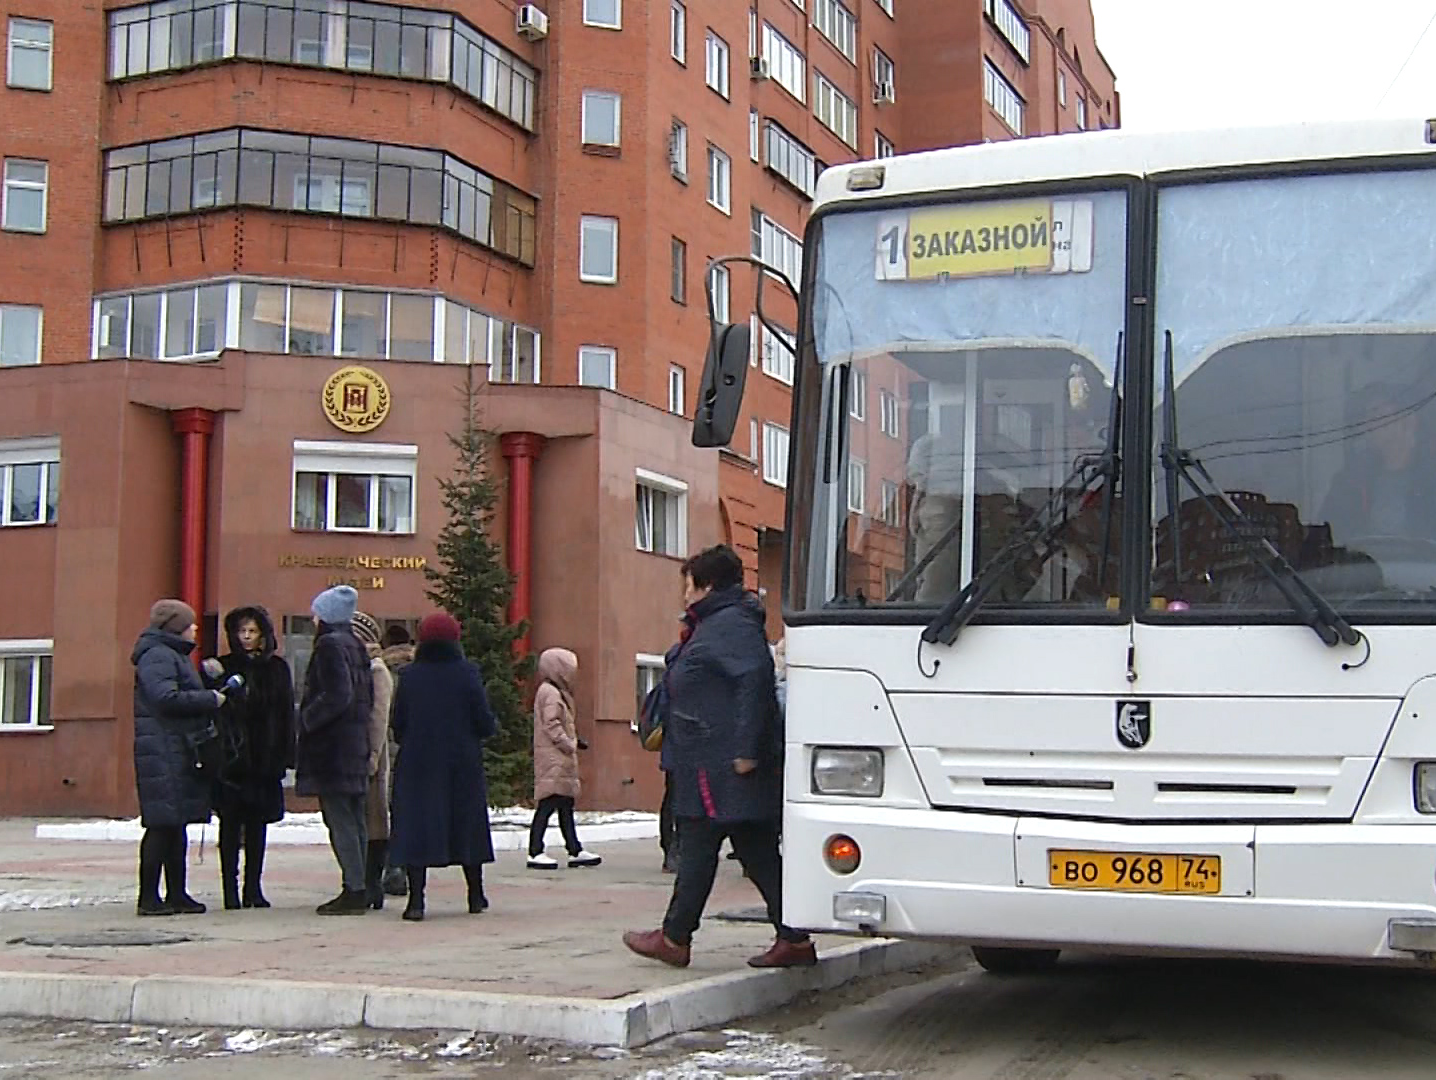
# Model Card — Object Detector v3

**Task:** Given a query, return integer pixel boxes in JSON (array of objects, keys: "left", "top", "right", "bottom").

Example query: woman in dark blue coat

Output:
[
  {"left": 131, "top": 599, "right": 225, "bottom": 916},
  {"left": 388, "top": 613, "right": 498, "bottom": 921}
]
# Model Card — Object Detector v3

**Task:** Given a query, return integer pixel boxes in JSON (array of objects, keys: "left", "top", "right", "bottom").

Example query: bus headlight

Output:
[
  {"left": 1415, "top": 763, "right": 1436, "bottom": 813},
  {"left": 812, "top": 748, "right": 884, "bottom": 797}
]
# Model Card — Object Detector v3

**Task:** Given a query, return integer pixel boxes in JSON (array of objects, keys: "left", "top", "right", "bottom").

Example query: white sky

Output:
[{"left": 1088, "top": 1, "right": 1436, "bottom": 131}]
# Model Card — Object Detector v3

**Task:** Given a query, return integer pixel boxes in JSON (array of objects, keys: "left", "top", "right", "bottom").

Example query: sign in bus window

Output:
[{"left": 875, "top": 198, "right": 1094, "bottom": 282}]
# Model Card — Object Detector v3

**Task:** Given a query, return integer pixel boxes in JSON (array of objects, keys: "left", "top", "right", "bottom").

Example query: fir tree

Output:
[{"left": 425, "top": 369, "right": 535, "bottom": 808}]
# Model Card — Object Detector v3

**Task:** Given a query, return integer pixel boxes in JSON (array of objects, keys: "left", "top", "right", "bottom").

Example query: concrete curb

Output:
[{"left": 0, "top": 939, "right": 953, "bottom": 1048}]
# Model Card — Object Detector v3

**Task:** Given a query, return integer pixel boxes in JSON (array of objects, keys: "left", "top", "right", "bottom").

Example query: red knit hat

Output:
[{"left": 417, "top": 612, "right": 461, "bottom": 643}]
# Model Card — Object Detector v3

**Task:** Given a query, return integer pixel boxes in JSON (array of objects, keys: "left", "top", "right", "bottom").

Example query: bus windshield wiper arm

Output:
[{"left": 1159, "top": 330, "right": 1358, "bottom": 649}]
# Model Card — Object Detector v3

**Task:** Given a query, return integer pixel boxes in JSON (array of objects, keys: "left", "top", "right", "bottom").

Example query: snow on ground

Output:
[
  {"left": 628, "top": 1031, "right": 898, "bottom": 1080},
  {"left": 0, "top": 890, "right": 129, "bottom": 912}
]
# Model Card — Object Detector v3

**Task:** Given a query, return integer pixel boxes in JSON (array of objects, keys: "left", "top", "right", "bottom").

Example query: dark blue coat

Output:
[
  {"left": 388, "top": 641, "right": 498, "bottom": 867},
  {"left": 131, "top": 628, "right": 218, "bottom": 828},
  {"left": 296, "top": 623, "right": 372, "bottom": 798},
  {"left": 661, "top": 587, "right": 782, "bottom": 824}
]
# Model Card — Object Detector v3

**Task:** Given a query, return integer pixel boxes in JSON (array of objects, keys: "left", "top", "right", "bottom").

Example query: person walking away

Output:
[
  {"left": 379, "top": 624, "right": 415, "bottom": 897},
  {"left": 623, "top": 544, "right": 817, "bottom": 969},
  {"left": 296, "top": 585, "right": 374, "bottom": 915},
  {"left": 131, "top": 599, "right": 225, "bottom": 916},
  {"left": 351, "top": 611, "right": 394, "bottom": 909},
  {"left": 527, "top": 648, "right": 601, "bottom": 869},
  {"left": 205, "top": 606, "right": 294, "bottom": 910},
  {"left": 388, "top": 613, "right": 498, "bottom": 920}
]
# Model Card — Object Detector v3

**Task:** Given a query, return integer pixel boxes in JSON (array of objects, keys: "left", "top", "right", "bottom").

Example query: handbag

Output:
[{"left": 637, "top": 682, "right": 667, "bottom": 752}]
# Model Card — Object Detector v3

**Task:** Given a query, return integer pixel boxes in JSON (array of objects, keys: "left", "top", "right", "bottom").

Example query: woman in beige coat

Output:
[
  {"left": 526, "top": 648, "right": 601, "bottom": 869},
  {"left": 352, "top": 612, "right": 394, "bottom": 908}
]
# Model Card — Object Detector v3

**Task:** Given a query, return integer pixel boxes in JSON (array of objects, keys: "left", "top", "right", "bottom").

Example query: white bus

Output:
[{"left": 695, "top": 117, "right": 1436, "bottom": 972}]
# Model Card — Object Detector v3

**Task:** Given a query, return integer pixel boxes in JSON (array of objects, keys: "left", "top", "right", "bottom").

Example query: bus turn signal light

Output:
[{"left": 824, "top": 835, "right": 861, "bottom": 874}]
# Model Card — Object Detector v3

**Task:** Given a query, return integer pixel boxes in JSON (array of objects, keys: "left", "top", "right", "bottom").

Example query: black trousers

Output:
[
  {"left": 528, "top": 795, "right": 581, "bottom": 857},
  {"left": 138, "top": 825, "right": 189, "bottom": 901},
  {"left": 661, "top": 816, "right": 807, "bottom": 947},
  {"left": 659, "top": 772, "right": 678, "bottom": 863},
  {"left": 218, "top": 813, "right": 268, "bottom": 895}
]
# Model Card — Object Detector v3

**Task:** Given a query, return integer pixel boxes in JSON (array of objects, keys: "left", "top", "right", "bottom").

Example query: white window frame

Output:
[
  {"left": 873, "top": 47, "right": 895, "bottom": 99},
  {"left": 849, "top": 367, "right": 867, "bottom": 420},
  {"left": 984, "top": 0, "right": 1031, "bottom": 63},
  {"left": 847, "top": 458, "right": 866, "bottom": 514},
  {"left": 668, "top": 364, "right": 686, "bottom": 414},
  {"left": 2, "top": 159, "right": 48, "bottom": 233},
  {"left": 749, "top": 108, "right": 761, "bottom": 161},
  {"left": 0, "top": 436, "right": 59, "bottom": 528},
  {"left": 579, "top": 215, "right": 619, "bottom": 284},
  {"left": 1058, "top": 70, "right": 1067, "bottom": 107},
  {"left": 583, "top": 0, "right": 622, "bottom": 29},
  {"left": 7, "top": 17, "right": 52, "bottom": 91},
  {"left": 705, "top": 30, "right": 730, "bottom": 98},
  {"left": 765, "top": 122, "right": 817, "bottom": 198},
  {"left": 0, "top": 304, "right": 42, "bottom": 367},
  {"left": 754, "top": 211, "right": 803, "bottom": 285},
  {"left": 761, "top": 24, "right": 806, "bottom": 103},
  {"left": 634, "top": 654, "right": 666, "bottom": 732},
  {"left": 635, "top": 468, "right": 688, "bottom": 557},
  {"left": 669, "top": 119, "right": 689, "bottom": 180},
  {"left": 581, "top": 90, "right": 621, "bottom": 147},
  {"left": 874, "top": 0, "right": 894, "bottom": 15},
  {"left": 879, "top": 388, "right": 899, "bottom": 437},
  {"left": 1076, "top": 95, "right": 1087, "bottom": 130},
  {"left": 579, "top": 344, "right": 617, "bottom": 389},
  {"left": 0, "top": 640, "right": 53, "bottom": 730},
  {"left": 879, "top": 479, "right": 900, "bottom": 526},
  {"left": 814, "top": 71, "right": 858, "bottom": 148},
  {"left": 814, "top": 0, "right": 856, "bottom": 63},
  {"left": 762, "top": 423, "right": 790, "bottom": 487},
  {"left": 874, "top": 131, "right": 895, "bottom": 158},
  {"left": 670, "top": 0, "right": 686, "bottom": 63},
  {"left": 291, "top": 440, "right": 418, "bottom": 535},
  {"left": 758, "top": 318, "right": 795, "bottom": 384},
  {"left": 708, "top": 263, "right": 731, "bottom": 323},
  {"left": 983, "top": 59, "right": 1024, "bottom": 134},
  {"left": 706, "top": 145, "right": 731, "bottom": 214}
]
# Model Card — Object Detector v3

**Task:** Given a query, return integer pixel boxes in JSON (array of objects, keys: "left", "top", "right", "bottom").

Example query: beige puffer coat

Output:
[
  {"left": 363, "top": 643, "right": 394, "bottom": 840},
  {"left": 532, "top": 648, "right": 580, "bottom": 802}
]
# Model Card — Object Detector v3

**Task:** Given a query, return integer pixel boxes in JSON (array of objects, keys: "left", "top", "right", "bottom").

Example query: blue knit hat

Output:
[{"left": 311, "top": 585, "right": 359, "bottom": 626}]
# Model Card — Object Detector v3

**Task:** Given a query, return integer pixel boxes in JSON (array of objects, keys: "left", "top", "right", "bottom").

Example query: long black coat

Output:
[
  {"left": 131, "top": 628, "right": 218, "bottom": 828},
  {"left": 661, "top": 587, "right": 782, "bottom": 824},
  {"left": 388, "top": 641, "right": 498, "bottom": 867},
  {"left": 296, "top": 623, "right": 372, "bottom": 798},
  {"left": 208, "top": 606, "right": 295, "bottom": 822}
]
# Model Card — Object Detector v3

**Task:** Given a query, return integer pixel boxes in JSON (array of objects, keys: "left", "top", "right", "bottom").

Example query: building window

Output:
[
  {"left": 292, "top": 440, "right": 417, "bottom": 535},
  {"left": 761, "top": 24, "right": 806, "bottom": 103},
  {"left": 668, "top": 364, "right": 686, "bottom": 414},
  {"left": 635, "top": 654, "right": 665, "bottom": 731},
  {"left": 849, "top": 368, "right": 867, "bottom": 420},
  {"left": 874, "top": 0, "right": 894, "bottom": 15},
  {"left": 757, "top": 319, "right": 795, "bottom": 384},
  {"left": 813, "top": 0, "right": 856, "bottom": 62},
  {"left": 2, "top": 160, "right": 47, "bottom": 233},
  {"left": 750, "top": 418, "right": 759, "bottom": 457},
  {"left": 880, "top": 389, "right": 899, "bottom": 437},
  {"left": 441, "top": 299, "right": 540, "bottom": 379},
  {"left": 669, "top": 119, "right": 688, "bottom": 180},
  {"left": 879, "top": 479, "right": 900, "bottom": 526},
  {"left": 0, "top": 305, "right": 42, "bottom": 367},
  {"left": 752, "top": 210, "right": 803, "bottom": 284},
  {"left": 579, "top": 345, "right": 616, "bottom": 389},
  {"left": 490, "top": 323, "right": 541, "bottom": 383},
  {"left": 765, "top": 122, "right": 817, "bottom": 198},
  {"left": 848, "top": 458, "right": 866, "bottom": 514},
  {"left": 762, "top": 423, "right": 789, "bottom": 487},
  {"left": 814, "top": 72, "right": 858, "bottom": 148},
  {"left": 873, "top": 48, "right": 895, "bottom": 102},
  {"left": 7, "top": 17, "right": 52, "bottom": 91},
  {"left": 984, "top": 0, "right": 1031, "bottom": 63},
  {"left": 671, "top": 1, "right": 686, "bottom": 63},
  {"left": 708, "top": 263, "right": 731, "bottom": 322},
  {"left": 671, "top": 237, "right": 687, "bottom": 303},
  {"left": 636, "top": 469, "right": 687, "bottom": 557},
  {"left": 580, "top": 215, "right": 619, "bottom": 283},
  {"left": 583, "top": 0, "right": 621, "bottom": 29},
  {"left": 1057, "top": 70, "right": 1067, "bottom": 106},
  {"left": 705, "top": 31, "right": 729, "bottom": 98},
  {"left": 749, "top": 108, "right": 761, "bottom": 161},
  {"left": 1076, "top": 95, "right": 1087, "bottom": 130},
  {"left": 109, "top": 2, "right": 537, "bottom": 131},
  {"left": 0, "top": 437, "right": 59, "bottom": 528},
  {"left": 582, "top": 90, "right": 621, "bottom": 147},
  {"left": 0, "top": 645, "right": 52, "bottom": 729},
  {"left": 984, "top": 60, "right": 1025, "bottom": 134},
  {"left": 874, "top": 131, "right": 895, "bottom": 158},
  {"left": 102, "top": 129, "right": 537, "bottom": 267},
  {"left": 706, "top": 146, "right": 731, "bottom": 213}
]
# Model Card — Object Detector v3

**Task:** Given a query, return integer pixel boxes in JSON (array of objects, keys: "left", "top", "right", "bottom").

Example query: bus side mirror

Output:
[{"left": 692, "top": 322, "right": 752, "bottom": 448}]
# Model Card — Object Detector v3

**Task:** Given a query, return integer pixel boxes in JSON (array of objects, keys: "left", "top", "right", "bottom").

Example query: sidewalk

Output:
[{"left": 0, "top": 820, "right": 949, "bottom": 1047}]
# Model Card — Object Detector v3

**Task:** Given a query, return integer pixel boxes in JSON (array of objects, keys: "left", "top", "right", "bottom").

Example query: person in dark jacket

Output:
[
  {"left": 203, "top": 606, "right": 295, "bottom": 910},
  {"left": 388, "top": 612, "right": 498, "bottom": 921},
  {"left": 623, "top": 545, "right": 816, "bottom": 970},
  {"left": 297, "top": 585, "right": 374, "bottom": 916},
  {"left": 131, "top": 599, "right": 226, "bottom": 917},
  {"left": 378, "top": 623, "right": 415, "bottom": 897}
]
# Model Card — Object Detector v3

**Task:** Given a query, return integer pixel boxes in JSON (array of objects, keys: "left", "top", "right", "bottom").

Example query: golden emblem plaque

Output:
[{"left": 322, "top": 365, "right": 391, "bottom": 433}]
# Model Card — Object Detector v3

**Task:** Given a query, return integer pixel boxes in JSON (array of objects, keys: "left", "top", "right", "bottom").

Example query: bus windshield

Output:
[{"left": 791, "top": 187, "right": 1129, "bottom": 614}]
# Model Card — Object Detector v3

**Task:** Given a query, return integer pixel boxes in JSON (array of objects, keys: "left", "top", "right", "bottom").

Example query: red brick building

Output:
[{"left": 0, "top": 0, "right": 1114, "bottom": 816}]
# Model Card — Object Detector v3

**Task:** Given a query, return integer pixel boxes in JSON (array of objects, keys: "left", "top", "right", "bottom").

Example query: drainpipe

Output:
[
  {"left": 172, "top": 408, "right": 216, "bottom": 660},
  {"left": 499, "top": 432, "right": 546, "bottom": 657}
]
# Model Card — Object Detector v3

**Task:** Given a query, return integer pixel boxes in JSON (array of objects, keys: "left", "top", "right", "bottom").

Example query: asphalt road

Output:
[{"left": 4, "top": 951, "right": 1436, "bottom": 1078}]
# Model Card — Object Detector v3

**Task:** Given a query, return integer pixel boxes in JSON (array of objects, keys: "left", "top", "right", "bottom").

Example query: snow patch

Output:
[
  {"left": 0, "top": 891, "right": 127, "bottom": 912},
  {"left": 630, "top": 1031, "right": 896, "bottom": 1080}
]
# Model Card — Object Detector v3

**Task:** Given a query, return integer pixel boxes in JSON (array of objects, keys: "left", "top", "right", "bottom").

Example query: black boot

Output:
[
  {"left": 365, "top": 840, "right": 388, "bottom": 910},
  {"left": 462, "top": 864, "right": 488, "bottom": 914},
  {"left": 137, "top": 828, "right": 173, "bottom": 916},
  {"left": 382, "top": 864, "right": 408, "bottom": 896},
  {"left": 218, "top": 817, "right": 242, "bottom": 910},
  {"left": 402, "top": 866, "right": 426, "bottom": 921},
  {"left": 241, "top": 820, "right": 269, "bottom": 908},
  {"left": 315, "top": 888, "right": 368, "bottom": 915},
  {"left": 163, "top": 831, "right": 205, "bottom": 915}
]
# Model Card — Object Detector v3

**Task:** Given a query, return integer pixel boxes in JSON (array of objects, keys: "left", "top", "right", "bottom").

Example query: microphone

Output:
[{"left": 220, "top": 673, "right": 245, "bottom": 694}]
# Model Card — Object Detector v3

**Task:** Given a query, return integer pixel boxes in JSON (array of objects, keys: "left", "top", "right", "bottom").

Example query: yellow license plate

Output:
[{"left": 1048, "top": 850, "right": 1221, "bottom": 894}]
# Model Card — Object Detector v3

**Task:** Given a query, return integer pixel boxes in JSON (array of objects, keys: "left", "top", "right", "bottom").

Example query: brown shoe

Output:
[
  {"left": 622, "top": 928, "right": 691, "bottom": 968},
  {"left": 747, "top": 937, "right": 818, "bottom": 969}
]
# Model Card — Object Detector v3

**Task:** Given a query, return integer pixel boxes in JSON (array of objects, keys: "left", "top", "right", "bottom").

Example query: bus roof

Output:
[{"left": 814, "top": 117, "right": 1436, "bottom": 209}]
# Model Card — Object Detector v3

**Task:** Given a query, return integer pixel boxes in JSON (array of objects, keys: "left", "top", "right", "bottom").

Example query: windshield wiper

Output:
[
  {"left": 1158, "top": 329, "right": 1358, "bottom": 648},
  {"left": 920, "top": 335, "right": 1124, "bottom": 647}
]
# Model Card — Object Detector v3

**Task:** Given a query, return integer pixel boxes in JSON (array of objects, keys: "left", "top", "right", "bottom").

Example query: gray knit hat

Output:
[
  {"left": 149, "top": 599, "right": 196, "bottom": 635},
  {"left": 311, "top": 585, "right": 359, "bottom": 626},
  {"left": 351, "top": 611, "right": 382, "bottom": 646}
]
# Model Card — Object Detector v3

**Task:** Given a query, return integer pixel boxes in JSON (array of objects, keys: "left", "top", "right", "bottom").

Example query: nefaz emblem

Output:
[{"left": 1115, "top": 700, "right": 1152, "bottom": 749}]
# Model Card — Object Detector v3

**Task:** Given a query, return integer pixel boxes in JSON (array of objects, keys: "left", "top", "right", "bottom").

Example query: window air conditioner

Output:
[
  {"left": 516, "top": 4, "right": 549, "bottom": 40},
  {"left": 873, "top": 81, "right": 894, "bottom": 105},
  {"left": 750, "top": 56, "right": 771, "bottom": 81}
]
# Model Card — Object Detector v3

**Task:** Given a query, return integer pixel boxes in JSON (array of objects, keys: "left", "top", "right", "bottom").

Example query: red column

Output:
[
  {"left": 171, "top": 408, "right": 216, "bottom": 654},
  {"left": 500, "top": 432, "right": 546, "bottom": 657}
]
